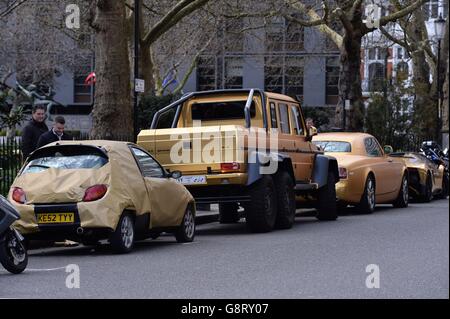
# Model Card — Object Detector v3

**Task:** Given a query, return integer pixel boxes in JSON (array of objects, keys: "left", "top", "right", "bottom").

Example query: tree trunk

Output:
[
  {"left": 335, "top": 22, "right": 365, "bottom": 131},
  {"left": 442, "top": 55, "right": 449, "bottom": 148},
  {"left": 140, "top": 43, "right": 156, "bottom": 95},
  {"left": 411, "top": 49, "right": 436, "bottom": 140},
  {"left": 90, "top": 0, "right": 133, "bottom": 141},
  {"left": 403, "top": 10, "right": 438, "bottom": 141}
]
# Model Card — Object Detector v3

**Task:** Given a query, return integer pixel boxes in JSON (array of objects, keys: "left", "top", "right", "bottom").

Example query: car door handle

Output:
[{"left": 388, "top": 159, "right": 393, "bottom": 163}]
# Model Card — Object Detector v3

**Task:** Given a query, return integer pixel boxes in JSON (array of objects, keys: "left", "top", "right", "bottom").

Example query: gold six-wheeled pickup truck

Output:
[{"left": 138, "top": 89, "right": 339, "bottom": 232}]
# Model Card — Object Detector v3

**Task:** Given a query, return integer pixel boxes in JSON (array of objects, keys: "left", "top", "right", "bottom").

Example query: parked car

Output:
[
  {"left": 138, "top": 89, "right": 339, "bottom": 233},
  {"left": 389, "top": 152, "right": 448, "bottom": 202},
  {"left": 8, "top": 140, "right": 195, "bottom": 253},
  {"left": 313, "top": 133, "right": 409, "bottom": 213}
]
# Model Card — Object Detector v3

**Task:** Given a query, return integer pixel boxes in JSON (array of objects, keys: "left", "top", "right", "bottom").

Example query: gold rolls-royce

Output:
[{"left": 313, "top": 133, "right": 409, "bottom": 213}]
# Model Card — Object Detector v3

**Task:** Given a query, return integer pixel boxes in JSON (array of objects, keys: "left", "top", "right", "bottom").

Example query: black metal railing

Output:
[{"left": 0, "top": 137, "right": 23, "bottom": 196}]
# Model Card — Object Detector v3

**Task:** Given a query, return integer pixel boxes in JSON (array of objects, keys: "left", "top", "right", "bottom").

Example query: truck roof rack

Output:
[{"left": 150, "top": 89, "right": 268, "bottom": 130}]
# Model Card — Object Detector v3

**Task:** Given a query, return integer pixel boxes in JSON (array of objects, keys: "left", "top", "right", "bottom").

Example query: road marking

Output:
[{"left": 0, "top": 266, "right": 67, "bottom": 273}]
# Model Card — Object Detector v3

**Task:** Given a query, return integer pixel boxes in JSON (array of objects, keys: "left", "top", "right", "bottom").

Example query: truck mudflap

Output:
[{"left": 312, "top": 154, "right": 339, "bottom": 188}]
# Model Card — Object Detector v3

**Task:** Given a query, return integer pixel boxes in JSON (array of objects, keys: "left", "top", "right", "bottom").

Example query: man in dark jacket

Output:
[
  {"left": 21, "top": 105, "right": 48, "bottom": 159},
  {"left": 37, "top": 115, "right": 72, "bottom": 148}
]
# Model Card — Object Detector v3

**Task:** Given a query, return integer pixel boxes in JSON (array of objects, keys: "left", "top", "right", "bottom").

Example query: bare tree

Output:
[
  {"left": 376, "top": 0, "right": 449, "bottom": 141},
  {"left": 284, "top": 0, "right": 429, "bottom": 131}
]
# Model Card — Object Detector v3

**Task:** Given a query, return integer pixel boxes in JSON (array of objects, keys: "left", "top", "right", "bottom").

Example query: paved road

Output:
[{"left": 0, "top": 200, "right": 448, "bottom": 299}]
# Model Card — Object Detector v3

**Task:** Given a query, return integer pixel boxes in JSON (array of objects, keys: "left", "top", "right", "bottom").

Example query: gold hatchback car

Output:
[{"left": 9, "top": 140, "right": 195, "bottom": 253}]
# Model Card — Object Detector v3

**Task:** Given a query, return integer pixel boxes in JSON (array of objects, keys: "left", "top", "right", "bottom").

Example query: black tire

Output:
[
  {"left": 435, "top": 174, "right": 449, "bottom": 199},
  {"left": 218, "top": 203, "right": 241, "bottom": 224},
  {"left": 109, "top": 213, "right": 135, "bottom": 254},
  {"left": 150, "top": 233, "right": 161, "bottom": 240},
  {"left": 393, "top": 173, "right": 409, "bottom": 208},
  {"left": 274, "top": 172, "right": 296, "bottom": 229},
  {"left": 419, "top": 173, "right": 433, "bottom": 203},
  {"left": 0, "top": 230, "right": 28, "bottom": 274},
  {"left": 246, "top": 175, "right": 278, "bottom": 232},
  {"left": 358, "top": 175, "right": 376, "bottom": 214},
  {"left": 316, "top": 171, "right": 338, "bottom": 221},
  {"left": 175, "top": 205, "right": 195, "bottom": 243}
]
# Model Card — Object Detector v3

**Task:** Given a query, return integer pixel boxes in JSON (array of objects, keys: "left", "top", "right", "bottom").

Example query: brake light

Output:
[
  {"left": 12, "top": 187, "right": 26, "bottom": 204},
  {"left": 220, "top": 162, "right": 241, "bottom": 173},
  {"left": 339, "top": 167, "right": 348, "bottom": 179},
  {"left": 83, "top": 185, "right": 108, "bottom": 202}
]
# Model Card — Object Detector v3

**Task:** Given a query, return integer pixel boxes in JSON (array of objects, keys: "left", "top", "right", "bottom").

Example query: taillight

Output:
[
  {"left": 220, "top": 162, "right": 240, "bottom": 173},
  {"left": 12, "top": 187, "right": 26, "bottom": 204},
  {"left": 339, "top": 167, "right": 348, "bottom": 179},
  {"left": 83, "top": 185, "right": 108, "bottom": 202}
]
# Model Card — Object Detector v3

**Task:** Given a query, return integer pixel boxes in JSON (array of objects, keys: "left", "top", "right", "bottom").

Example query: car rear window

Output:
[
  {"left": 191, "top": 100, "right": 256, "bottom": 121},
  {"left": 21, "top": 145, "right": 108, "bottom": 175},
  {"left": 314, "top": 141, "right": 352, "bottom": 152}
]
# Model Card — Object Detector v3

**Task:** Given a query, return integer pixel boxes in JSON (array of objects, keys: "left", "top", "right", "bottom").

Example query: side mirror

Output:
[
  {"left": 169, "top": 170, "right": 182, "bottom": 179},
  {"left": 384, "top": 145, "right": 394, "bottom": 155}
]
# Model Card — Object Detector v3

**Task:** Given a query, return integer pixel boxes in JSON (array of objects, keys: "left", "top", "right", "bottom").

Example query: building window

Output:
[
  {"left": 325, "top": 21, "right": 341, "bottom": 52},
  {"left": 266, "top": 17, "right": 304, "bottom": 52},
  {"left": 264, "top": 56, "right": 303, "bottom": 99},
  {"left": 424, "top": 1, "right": 439, "bottom": 19},
  {"left": 264, "top": 56, "right": 284, "bottom": 93},
  {"left": 224, "top": 18, "right": 244, "bottom": 52},
  {"left": 266, "top": 17, "right": 284, "bottom": 52},
  {"left": 285, "top": 57, "right": 304, "bottom": 98},
  {"left": 396, "top": 62, "right": 409, "bottom": 82},
  {"left": 397, "top": 47, "right": 403, "bottom": 59},
  {"left": 285, "top": 19, "right": 304, "bottom": 52},
  {"left": 74, "top": 75, "right": 92, "bottom": 104},
  {"left": 368, "top": 48, "right": 377, "bottom": 60},
  {"left": 368, "top": 62, "right": 385, "bottom": 92},
  {"left": 197, "top": 56, "right": 217, "bottom": 91},
  {"left": 224, "top": 57, "right": 243, "bottom": 89},
  {"left": 326, "top": 57, "right": 340, "bottom": 105}
]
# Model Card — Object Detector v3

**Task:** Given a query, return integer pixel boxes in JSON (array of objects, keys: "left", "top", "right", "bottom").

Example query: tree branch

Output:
[
  {"left": 143, "top": 0, "right": 206, "bottom": 47},
  {"left": 285, "top": 0, "right": 343, "bottom": 48},
  {"left": 172, "top": 36, "right": 213, "bottom": 95},
  {"left": 379, "top": 26, "right": 411, "bottom": 50},
  {"left": 0, "top": 0, "right": 29, "bottom": 19}
]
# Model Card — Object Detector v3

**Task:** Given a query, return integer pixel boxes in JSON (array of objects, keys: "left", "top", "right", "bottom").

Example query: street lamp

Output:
[{"left": 434, "top": 13, "right": 445, "bottom": 144}]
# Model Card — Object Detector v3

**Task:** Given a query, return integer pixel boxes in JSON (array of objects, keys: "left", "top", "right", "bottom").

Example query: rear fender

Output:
[{"left": 247, "top": 152, "right": 294, "bottom": 186}]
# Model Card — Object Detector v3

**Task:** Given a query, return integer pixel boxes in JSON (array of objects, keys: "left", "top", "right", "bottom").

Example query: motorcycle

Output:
[
  {"left": 421, "top": 141, "right": 449, "bottom": 168},
  {"left": 0, "top": 195, "right": 28, "bottom": 274}
]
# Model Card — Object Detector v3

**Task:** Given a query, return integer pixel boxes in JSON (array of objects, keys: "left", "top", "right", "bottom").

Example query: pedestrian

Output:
[
  {"left": 306, "top": 117, "right": 318, "bottom": 136},
  {"left": 21, "top": 105, "right": 48, "bottom": 159},
  {"left": 37, "top": 116, "right": 72, "bottom": 148}
]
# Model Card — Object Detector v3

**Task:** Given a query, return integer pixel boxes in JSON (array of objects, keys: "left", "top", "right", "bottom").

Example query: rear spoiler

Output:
[{"left": 149, "top": 89, "right": 268, "bottom": 130}]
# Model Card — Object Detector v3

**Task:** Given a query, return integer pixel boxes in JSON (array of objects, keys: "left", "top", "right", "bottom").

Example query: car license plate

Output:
[
  {"left": 37, "top": 213, "right": 75, "bottom": 224},
  {"left": 177, "top": 175, "right": 207, "bottom": 185}
]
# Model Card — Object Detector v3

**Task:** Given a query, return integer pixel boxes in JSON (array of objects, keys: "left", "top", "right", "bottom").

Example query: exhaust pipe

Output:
[{"left": 76, "top": 227, "right": 84, "bottom": 235}]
